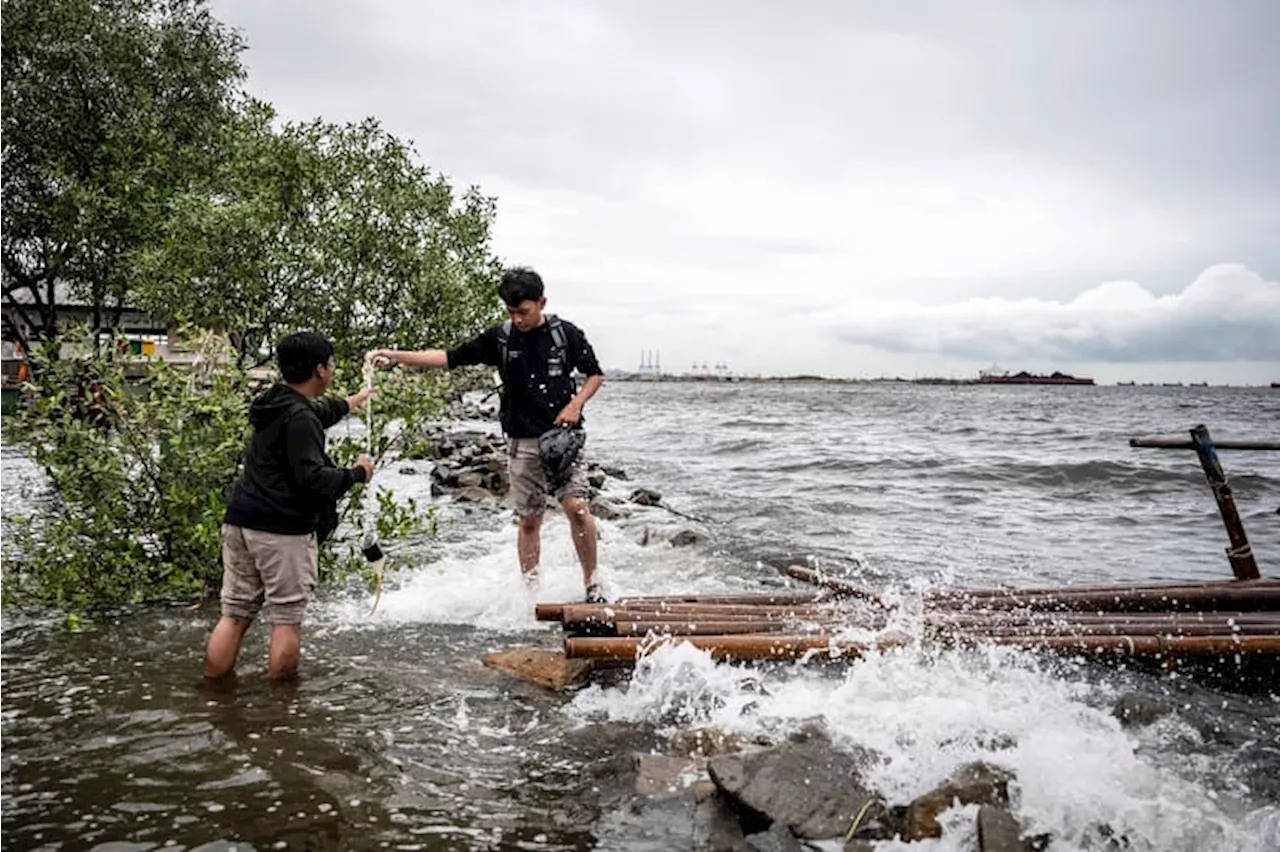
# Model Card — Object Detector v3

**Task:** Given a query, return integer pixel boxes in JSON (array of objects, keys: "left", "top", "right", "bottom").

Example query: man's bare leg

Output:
[
  {"left": 205, "top": 616, "right": 252, "bottom": 679},
  {"left": 517, "top": 513, "right": 543, "bottom": 584},
  {"left": 563, "top": 497, "right": 598, "bottom": 589},
  {"left": 267, "top": 623, "right": 302, "bottom": 681}
]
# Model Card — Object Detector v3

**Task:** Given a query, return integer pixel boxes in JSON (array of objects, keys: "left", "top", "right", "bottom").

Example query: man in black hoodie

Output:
[{"left": 204, "top": 331, "right": 375, "bottom": 681}]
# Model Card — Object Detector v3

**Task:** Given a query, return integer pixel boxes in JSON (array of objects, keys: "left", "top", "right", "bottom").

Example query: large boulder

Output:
[{"left": 707, "top": 730, "right": 882, "bottom": 840}]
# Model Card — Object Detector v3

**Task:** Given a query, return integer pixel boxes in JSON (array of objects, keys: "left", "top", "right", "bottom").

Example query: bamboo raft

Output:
[{"left": 530, "top": 425, "right": 1280, "bottom": 669}]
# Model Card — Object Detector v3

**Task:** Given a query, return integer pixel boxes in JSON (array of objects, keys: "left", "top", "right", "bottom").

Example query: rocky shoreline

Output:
[
  {"left": 574, "top": 686, "right": 1212, "bottom": 851},
  {"left": 398, "top": 410, "right": 710, "bottom": 550}
]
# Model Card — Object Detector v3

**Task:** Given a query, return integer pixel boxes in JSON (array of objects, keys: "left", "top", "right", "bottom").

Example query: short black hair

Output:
[
  {"left": 498, "top": 267, "right": 545, "bottom": 307},
  {"left": 277, "top": 331, "right": 334, "bottom": 383}
]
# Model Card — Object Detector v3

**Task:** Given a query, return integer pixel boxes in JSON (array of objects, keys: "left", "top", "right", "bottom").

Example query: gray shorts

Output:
[
  {"left": 220, "top": 524, "right": 318, "bottom": 625},
  {"left": 508, "top": 437, "right": 590, "bottom": 517}
]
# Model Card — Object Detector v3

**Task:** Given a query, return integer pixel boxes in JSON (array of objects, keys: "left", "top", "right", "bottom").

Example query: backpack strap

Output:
[
  {"left": 497, "top": 319, "right": 514, "bottom": 369},
  {"left": 546, "top": 315, "right": 567, "bottom": 353},
  {"left": 546, "top": 315, "right": 572, "bottom": 371}
]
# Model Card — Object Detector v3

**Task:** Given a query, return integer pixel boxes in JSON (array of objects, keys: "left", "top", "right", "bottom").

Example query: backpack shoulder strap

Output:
[
  {"left": 497, "top": 320, "right": 513, "bottom": 365},
  {"left": 546, "top": 315, "right": 568, "bottom": 358}
]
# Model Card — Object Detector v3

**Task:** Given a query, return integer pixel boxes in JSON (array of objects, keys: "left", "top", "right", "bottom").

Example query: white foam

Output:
[{"left": 314, "top": 506, "right": 754, "bottom": 632}]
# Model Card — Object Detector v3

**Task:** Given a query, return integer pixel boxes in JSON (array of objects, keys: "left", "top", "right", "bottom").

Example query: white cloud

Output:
[{"left": 824, "top": 264, "right": 1280, "bottom": 364}]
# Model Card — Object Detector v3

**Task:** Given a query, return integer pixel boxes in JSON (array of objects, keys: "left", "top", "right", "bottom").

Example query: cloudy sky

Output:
[{"left": 211, "top": 0, "right": 1279, "bottom": 384}]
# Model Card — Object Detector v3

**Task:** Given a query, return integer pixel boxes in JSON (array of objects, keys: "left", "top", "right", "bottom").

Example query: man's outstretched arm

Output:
[{"left": 369, "top": 349, "right": 449, "bottom": 369}]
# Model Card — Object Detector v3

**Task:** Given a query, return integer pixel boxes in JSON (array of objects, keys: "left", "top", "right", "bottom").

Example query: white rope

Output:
[{"left": 362, "top": 353, "right": 385, "bottom": 615}]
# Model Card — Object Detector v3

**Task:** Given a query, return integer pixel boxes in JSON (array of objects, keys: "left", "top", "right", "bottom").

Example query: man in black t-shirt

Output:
[{"left": 370, "top": 268, "right": 607, "bottom": 602}]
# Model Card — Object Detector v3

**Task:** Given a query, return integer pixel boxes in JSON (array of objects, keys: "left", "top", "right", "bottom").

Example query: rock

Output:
[
  {"left": 1112, "top": 691, "right": 1231, "bottom": 745},
  {"left": 430, "top": 482, "right": 446, "bottom": 497},
  {"left": 1080, "top": 823, "right": 1130, "bottom": 851},
  {"left": 456, "top": 470, "right": 486, "bottom": 488},
  {"left": 633, "top": 754, "right": 697, "bottom": 797},
  {"left": 977, "top": 805, "right": 1048, "bottom": 852},
  {"left": 602, "top": 464, "right": 629, "bottom": 480},
  {"left": 587, "top": 470, "right": 607, "bottom": 489},
  {"left": 707, "top": 731, "right": 881, "bottom": 840},
  {"left": 843, "top": 842, "right": 875, "bottom": 852},
  {"left": 694, "top": 789, "right": 750, "bottom": 851},
  {"left": 741, "top": 822, "right": 805, "bottom": 852},
  {"left": 398, "top": 465, "right": 419, "bottom": 475},
  {"left": 482, "top": 648, "right": 594, "bottom": 690},
  {"left": 669, "top": 527, "right": 707, "bottom": 547},
  {"left": 670, "top": 726, "right": 750, "bottom": 759},
  {"left": 589, "top": 496, "right": 628, "bottom": 521},
  {"left": 900, "top": 762, "right": 1013, "bottom": 841},
  {"left": 432, "top": 461, "right": 457, "bottom": 483},
  {"left": 456, "top": 486, "right": 493, "bottom": 502},
  {"left": 631, "top": 487, "right": 663, "bottom": 505},
  {"left": 1112, "top": 692, "right": 1176, "bottom": 728},
  {"left": 939, "top": 730, "right": 1017, "bottom": 752}
]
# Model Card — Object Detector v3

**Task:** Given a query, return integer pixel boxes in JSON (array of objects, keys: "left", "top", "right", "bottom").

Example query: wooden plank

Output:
[{"left": 482, "top": 648, "right": 594, "bottom": 689}]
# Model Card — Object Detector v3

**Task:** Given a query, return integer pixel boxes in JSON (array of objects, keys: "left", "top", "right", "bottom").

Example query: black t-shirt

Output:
[{"left": 447, "top": 317, "right": 603, "bottom": 438}]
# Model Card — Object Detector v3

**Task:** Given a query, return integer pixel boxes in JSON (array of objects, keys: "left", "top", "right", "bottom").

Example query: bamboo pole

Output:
[
  {"left": 605, "top": 613, "right": 1280, "bottom": 633},
  {"left": 560, "top": 602, "right": 840, "bottom": 618},
  {"left": 535, "top": 591, "right": 825, "bottom": 621},
  {"left": 582, "top": 612, "right": 1279, "bottom": 634},
  {"left": 556, "top": 602, "right": 838, "bottom": 625},
  {"left": 928, "top": 610, "right": 1279, "bottom": 627},
  {"left": 604, "top": 614, "right": 1274, "bottom": 634},
  {"left": 948, "top": 622, "right": 1280, "bottom": 638},
  {"left": 1129, "top": 437, "right": 1280, "bottom": 451},
  {"left": 927, "top": 582, "right": 1280, "bottom": 613},
  {"left": 561, "top": 618, "right": 833, "bottom": 634},
  {"left": 564, "top": 634, "right": 904, "bottom": 661},
  {"left": 563, "top": 632, "right": 1280, "bottom": 662},
  {"left": 927, "top": 578, "right": 1272, "bottom": 601},
  {"left": 615, "top": 620, "right": 833, "bottom": 637},
  {"left": 974, "top": 634, "right": 1280, "bottom": 655},
  {"left": 784, "top": 566, "right": 884, "bottom": 604},
  {"left": 1188, "top": 424, "right": 1262, "bottom": 581}
]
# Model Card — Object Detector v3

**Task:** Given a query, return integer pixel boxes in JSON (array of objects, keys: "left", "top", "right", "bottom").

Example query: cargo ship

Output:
[{"left": 978, "top": 366, "right": 1095, "bottom": 385}]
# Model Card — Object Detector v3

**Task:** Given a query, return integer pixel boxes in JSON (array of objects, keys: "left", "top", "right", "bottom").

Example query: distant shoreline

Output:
[{"left": 603, "top": 374, "right": 1274, "bottom": 388}]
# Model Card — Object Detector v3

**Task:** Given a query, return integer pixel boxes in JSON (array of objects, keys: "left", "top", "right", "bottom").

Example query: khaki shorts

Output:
[
  {"left": 220, "top": 524, "right": 318, "bottom": 625},
  {"left": 508, "top": 437, "right": 590, "bottom": 517}
]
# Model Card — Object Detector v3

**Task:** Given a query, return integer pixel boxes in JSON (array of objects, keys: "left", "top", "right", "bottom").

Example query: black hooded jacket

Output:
[{"left": 223, "top": 383, "right": 367, "bottom": 539}]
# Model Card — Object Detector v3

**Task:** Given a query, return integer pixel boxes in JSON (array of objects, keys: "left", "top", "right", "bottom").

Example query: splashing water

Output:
[{"left": 571, "top": 640, "right": 1278, "bottom": 851}]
